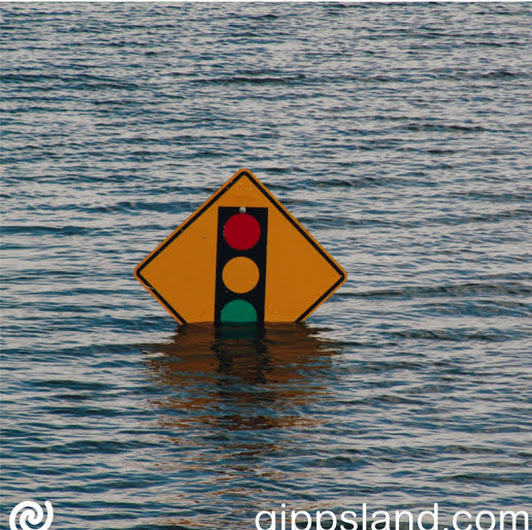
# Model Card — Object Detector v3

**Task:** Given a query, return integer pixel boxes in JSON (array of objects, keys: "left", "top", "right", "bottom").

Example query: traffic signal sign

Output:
[
  {"left": 214, "top": 207, "right": 268, "bottom": 324},
  {"left": 134, "top": 169, "right": 346, "bottom": 324}
]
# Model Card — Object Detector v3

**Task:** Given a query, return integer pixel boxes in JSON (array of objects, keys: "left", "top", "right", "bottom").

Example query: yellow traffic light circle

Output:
[{"left": 222, "top": 256, "right": 259, "bottom": 293}]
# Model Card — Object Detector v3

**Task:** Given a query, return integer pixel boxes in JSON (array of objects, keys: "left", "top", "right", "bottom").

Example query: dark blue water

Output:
[{"left": 1, "top": 3, "right": 531, "bottom": 529}]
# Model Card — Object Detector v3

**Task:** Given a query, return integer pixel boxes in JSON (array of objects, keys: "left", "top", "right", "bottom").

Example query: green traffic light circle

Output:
[{"left": 220, "top": 299, "right": 257, "bottom": 323}]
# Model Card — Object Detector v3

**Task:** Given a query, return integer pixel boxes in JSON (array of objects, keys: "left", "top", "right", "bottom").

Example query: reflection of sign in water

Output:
[
  {"left": 144, "top": 324, "right": 338, "bottom": 432},
  {"left": 134, "top": 169, "right": 347, "bottom": 324}
]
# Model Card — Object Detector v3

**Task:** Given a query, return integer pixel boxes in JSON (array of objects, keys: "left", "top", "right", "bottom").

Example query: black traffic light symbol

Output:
[{"left": 214, "top": 206, "right": 268, "bottom": 323}]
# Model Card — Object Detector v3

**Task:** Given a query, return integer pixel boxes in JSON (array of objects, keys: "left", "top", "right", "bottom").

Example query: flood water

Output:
[{"left": 1, "top": 3, "right": 531, "bottom": 529}]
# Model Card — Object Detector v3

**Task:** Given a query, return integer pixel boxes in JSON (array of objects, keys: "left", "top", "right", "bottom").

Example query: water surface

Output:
[{"left": 1, "top": 3, "right": 531, "bottom": 529}]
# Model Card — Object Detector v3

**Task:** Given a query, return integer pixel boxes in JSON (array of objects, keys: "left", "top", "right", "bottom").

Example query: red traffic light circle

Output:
[{"left": 223, "top": 213, "right": 261, "bottom": 250}]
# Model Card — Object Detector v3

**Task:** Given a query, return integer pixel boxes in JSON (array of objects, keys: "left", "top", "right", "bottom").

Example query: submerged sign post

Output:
[{"left": 134, "top": 169, "right": 346, "bottom": 324}]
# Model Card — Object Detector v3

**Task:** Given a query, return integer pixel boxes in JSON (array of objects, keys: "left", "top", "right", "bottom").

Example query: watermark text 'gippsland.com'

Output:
[{"left": 255, "top": 503, "right": 530, "bottom": 530}]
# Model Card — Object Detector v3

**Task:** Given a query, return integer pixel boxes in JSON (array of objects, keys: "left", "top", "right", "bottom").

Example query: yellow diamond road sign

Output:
[{"left": 134, "top": 169, "right": 347, "bottom": 324}]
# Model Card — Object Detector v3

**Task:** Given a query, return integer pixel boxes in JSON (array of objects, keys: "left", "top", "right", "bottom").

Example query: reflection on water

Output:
[
  {"left": 144, "top": 323, "right": 340, "bottom": 433},
  {"left": 140, "top": 324, "right": 342, "bottom": 528}
]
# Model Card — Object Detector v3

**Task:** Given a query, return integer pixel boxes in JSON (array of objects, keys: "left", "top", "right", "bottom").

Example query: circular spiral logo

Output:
[{"left": 9, "top": 501, "right": 54, "bottom": 530}]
